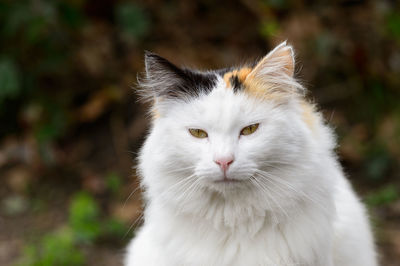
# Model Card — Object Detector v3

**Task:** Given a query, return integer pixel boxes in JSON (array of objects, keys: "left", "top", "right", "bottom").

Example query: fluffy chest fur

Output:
[{"left": 140, "top": 200, "right": 335, "bottom": 266}]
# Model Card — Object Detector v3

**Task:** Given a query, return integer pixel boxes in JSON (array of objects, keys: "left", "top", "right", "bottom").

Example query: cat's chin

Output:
[
  {"left": 206, "top": 176, "right": 252, "bottom": 193},
  {"left": 214, "top": 178, "right": 242, "bottom": 184}
]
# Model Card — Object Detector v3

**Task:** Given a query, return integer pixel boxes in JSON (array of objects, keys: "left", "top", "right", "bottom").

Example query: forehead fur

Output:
[
  {"left": 143, "top": 42, "right": 305, "bottom": 120},
  {"left": 217, "top": 66, "right": 302, "bottom": 102},
  {"left": 222, "top": 67, "right": 253, "bottom": 92},
  {"left": 168, "top": 79, "right": 272, "bottom": 127}
]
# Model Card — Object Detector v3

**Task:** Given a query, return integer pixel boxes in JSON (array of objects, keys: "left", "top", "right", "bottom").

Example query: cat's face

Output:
[
  {"left": 160, "top": 81, "right": 300, "bottom": 192},
  {"left": 139, "top": 42, "right": 319, "bottom": 209}
]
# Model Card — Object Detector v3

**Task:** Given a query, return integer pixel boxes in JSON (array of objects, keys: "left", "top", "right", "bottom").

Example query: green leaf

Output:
[
  {"left": 106, "top": 172, "right": 122, "bottom": 194},
  {"left": 115, "top": 3, "right": 150, "bottom": 39},
  {"left": 40, "top": 228, "right": 84, "bottom": 266},
  {"left": 366, "top": 185, "right": 399, "bottom": 207},
  {"left": 387, "top": 12, "right": 400, "bottom": 40},
  {"left": 34, "top": 101, "right": 67, "bottom": 144},
  {"left": 59, "top": 3, "right": 85, "bottom": 28},
  {"left": 101, "top": 218, "right": 128, "bottom": 239},
  {"left": 0, "top": 58, "right": 21, "bottom": 102},
  {"left": 260, "top": 20, "right": 280, "bottom": 39},
  {"left": 69, "top": 192, "right": 101, "bottom": 243},
  {"left": 16, "top": 227, "right": 84, "bottom": 266},
  {"left": 25, "top": 16, "right": 48, "bottom": 44}
]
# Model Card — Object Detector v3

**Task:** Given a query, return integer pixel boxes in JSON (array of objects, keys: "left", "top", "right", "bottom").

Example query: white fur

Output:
[{"left": 125, "top": 46, "right": 377, "bottom": 266}]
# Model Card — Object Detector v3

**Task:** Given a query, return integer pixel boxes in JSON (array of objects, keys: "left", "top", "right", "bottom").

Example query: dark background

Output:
[{"left": 0, "top": 0, "right": 399, "bottom": 265}]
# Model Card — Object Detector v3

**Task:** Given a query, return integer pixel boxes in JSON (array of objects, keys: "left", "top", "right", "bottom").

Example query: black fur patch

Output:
[
  {"left": 216, "top": 67, "right": 247, "bottom": 93},
  {"left": 144, "top": 52, "right": 217, "bottom": 100},
  {"left": 179, "top": 69, "right": 218, "bottom": 97},
  {"left": 230, "top": 75, "right": 244, "bottom": 93}
]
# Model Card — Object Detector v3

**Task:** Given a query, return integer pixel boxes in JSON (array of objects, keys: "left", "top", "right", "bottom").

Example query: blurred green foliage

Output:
[
  {"left": 102, "top": 218, "right": 128, "bottom": 240},
  {"left": 17, "top": 228, "right": 84, "bottom": 266},
  {"left": 0, "top": 58, "right": 21, "bottom": 104},
  {"left": 116, "top": 2, "right": 150, "bottom": 40},
  {"left": 17, "top": 192, "right": 128, "bottom": 265},
  {"left": 69, "top": 192, "right": 101, "bottom": 243},
  {"left": 106, "top": 172, "right": 123, "bottom": 195},
  {"left": 260, "top": 20, "right": 280, "bottom": 38},
  {"left": 364, "top": 145, "right": 392, "bottom": 181},
  {"left": 367, "top": 185, "right": 399, "bottom": 207},
  {"left": 387, "top": 12, "right": 400, "bottom": 41}
]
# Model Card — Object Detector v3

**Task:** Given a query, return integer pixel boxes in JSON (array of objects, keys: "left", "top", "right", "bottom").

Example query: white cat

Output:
[{"left": 125, "top": 42, "right": 378, "bottom": 266}]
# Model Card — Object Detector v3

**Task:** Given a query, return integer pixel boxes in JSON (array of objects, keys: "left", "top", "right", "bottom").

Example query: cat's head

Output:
[{"left": 138, "top": 42, "right": 331, "bottom": 215}]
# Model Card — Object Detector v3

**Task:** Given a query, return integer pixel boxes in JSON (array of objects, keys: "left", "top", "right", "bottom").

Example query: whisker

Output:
[
  {"left": 124, "top": 212, "right": 144, "bottom": 239},
  {"left": 252, "top": 175, "right": 290, "bottom": 220},
  {"left": 249, "top": 176, "right": 279, "bottom": 224},
  {"left": 159, "top": 174, "right": 197, "bottom": 199},
  {"left": 123, "top": 185, "right": 143, "bottom": 210},
  {"left": 256, "top": 170, "right": 328, "bottom": 215}
]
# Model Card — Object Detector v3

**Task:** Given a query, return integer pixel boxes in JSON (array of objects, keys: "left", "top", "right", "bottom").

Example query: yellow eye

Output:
[
  {"left": 189, "top": 128, "right": 208, "bottom": 138},
  {"left": 240, "top": 123, "right": 259, "bottom": 136}
]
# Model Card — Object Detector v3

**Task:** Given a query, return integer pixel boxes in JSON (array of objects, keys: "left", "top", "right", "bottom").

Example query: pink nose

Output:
[{"left": 215, "top": 157, "right": 234, "bottom": 172}]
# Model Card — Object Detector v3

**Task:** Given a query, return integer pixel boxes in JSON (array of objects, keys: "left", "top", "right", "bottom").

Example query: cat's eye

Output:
[
  {"left": 240, "top": 123, "right": 259, "bottom": 136},
  {"left": 189, "top": 128, "right": 208, "bottom": 138}
]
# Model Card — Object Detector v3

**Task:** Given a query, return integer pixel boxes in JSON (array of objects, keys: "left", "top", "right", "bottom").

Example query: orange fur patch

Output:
[
  {"left": 243, "top": 75, "right": 266, "bottom": 95},
  {"left": 223, "top": 67, "right": 252, "bottom": 88},
  {"left": 152, "top": 108, "right": 160, "bottom": 119},
  {"left": 152, "top": 99, "right": 161, "bottom": 119},
  {"left": 243, "top": 76, "right": 288, "bottom": 101}
]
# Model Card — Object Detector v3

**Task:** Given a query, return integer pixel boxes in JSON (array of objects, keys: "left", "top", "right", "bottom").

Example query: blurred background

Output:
[{"left": 0, "top": 0, "right": 399, "bottom": 265}]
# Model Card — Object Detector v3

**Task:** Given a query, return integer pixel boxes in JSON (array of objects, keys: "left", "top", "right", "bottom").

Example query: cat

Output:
[{"left": 124, "top": 42, "right": 378, "bottom": 266}]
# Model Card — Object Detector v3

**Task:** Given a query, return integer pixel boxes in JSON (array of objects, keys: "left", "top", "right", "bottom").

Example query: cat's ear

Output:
[
  {"left": 138, "top": 52, "right": 216, "bottom": 102},
  {"left": 140, "top": 51, "right": 188, "bottom": 100},
  {"left": 245, "top": 41, "right": 303, "bottom": 96},
  {"left": 252, "top": 41, "right": 294, "bottom": 78}
]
